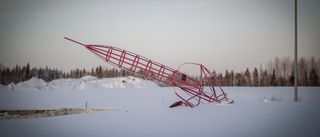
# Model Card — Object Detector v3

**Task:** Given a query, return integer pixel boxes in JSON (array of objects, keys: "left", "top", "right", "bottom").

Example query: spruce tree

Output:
[
  {"left": 271, "top": 69, "right": 277, "bottom": 86},
  {"left": 253, "top": 68, "right": 259, "bottom": 87},
  {"left": 244, "top": 68, "right": 251, "bottom": 86},
  {"left": 309, "top": 68, "right": 318, "bottom": 86}
]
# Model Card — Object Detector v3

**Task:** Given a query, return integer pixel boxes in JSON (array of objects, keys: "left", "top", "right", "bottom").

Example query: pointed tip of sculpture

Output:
[{"left": 64, "top": 37, "right": 86, "bottom": 46}]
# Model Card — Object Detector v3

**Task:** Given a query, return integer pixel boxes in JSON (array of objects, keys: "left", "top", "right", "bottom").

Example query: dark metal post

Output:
[{"left": 294, "top": 0, "right": 298, "bottom": 102}]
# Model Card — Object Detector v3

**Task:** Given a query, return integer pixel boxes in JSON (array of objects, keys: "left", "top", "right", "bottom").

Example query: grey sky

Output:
[{"left": 0, "top": 0, "right": 319, "bottom": 75}]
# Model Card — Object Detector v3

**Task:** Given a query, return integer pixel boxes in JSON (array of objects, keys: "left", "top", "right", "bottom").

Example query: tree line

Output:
[
  {"left": 211, "top": 56, "right": 319, "bottom": 86},
  {"left": 0, "top": 63, "right": 132, "bottom": 85},
  {"left": 0, "top": 56, "right": 319, "bottom": 86}
]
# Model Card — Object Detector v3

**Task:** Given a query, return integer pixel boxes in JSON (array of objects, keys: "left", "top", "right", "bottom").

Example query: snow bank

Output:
[
  {"left": 6, "top": 78, "right": 48, "bottom": 91},
  {"left": 0, "top": 76, "right": 159, "bottom": 91}
]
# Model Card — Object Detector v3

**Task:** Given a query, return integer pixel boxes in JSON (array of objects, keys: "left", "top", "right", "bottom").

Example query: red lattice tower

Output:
[{"left": 65, "top": 37, "right": 233, "bottom": 107}]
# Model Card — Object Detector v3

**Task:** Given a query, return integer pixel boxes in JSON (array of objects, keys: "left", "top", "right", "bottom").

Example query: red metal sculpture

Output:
[{"left": 65, "top": 37, "right": 233, "bottom": 107}]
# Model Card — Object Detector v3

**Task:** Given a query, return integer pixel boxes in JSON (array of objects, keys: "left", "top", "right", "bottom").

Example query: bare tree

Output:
[
  {"left": 299, "top": 57, "right": 307, "bottom": 86},
  {"left": 275, "top": 57, "right": 280, "bottom": 81},
  {"left": 281, "top": 56, "right": 291, "bottom": 86},
  {"left": 309, "top": 57, "right": 318, "bottom": 86}
]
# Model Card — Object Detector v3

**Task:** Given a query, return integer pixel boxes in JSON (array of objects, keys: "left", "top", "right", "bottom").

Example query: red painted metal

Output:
[{"left": 65, "top": 37, "right": 231, "bottom": 107}]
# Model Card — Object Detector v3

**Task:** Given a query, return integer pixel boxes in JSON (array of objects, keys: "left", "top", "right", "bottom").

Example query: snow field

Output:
[
  {"left": 0, "top": 76, "right": 319, "bottom": 137},
  {"left": 0, "top": 87, "right": 177, "bottom": 110},
  {"left": 1, "top": 96, "right": 319, "bottom": 137}
]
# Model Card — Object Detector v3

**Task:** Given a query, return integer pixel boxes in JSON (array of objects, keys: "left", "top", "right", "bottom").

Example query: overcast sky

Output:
[{"left": 0, "top": 0, "right": 319, "bottom": 75}]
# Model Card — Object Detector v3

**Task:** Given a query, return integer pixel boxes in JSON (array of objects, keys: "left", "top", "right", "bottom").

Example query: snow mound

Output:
[
  {"left": 7, "top": 77, "right": 48, "bottom": 91},
  {"left": 80, "top": 75, "right": 98, "bottom": 81},
  {"left": 0, "top": 76, "right": 159, "bottom": 91}
]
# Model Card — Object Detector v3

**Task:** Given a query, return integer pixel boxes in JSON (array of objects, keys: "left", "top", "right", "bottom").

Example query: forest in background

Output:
[{"left": 1, "top": 56, "right": 319, "bottom": 87}]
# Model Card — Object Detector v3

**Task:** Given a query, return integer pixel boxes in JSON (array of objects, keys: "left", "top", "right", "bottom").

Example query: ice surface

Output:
[{"left": 0, "top": 76, "right": 319, "bottom": 137}]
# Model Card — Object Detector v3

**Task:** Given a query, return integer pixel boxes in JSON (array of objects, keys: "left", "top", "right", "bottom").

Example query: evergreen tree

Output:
[
  {"left": 217, "top": 73, "right": 223, "bottom": 86},
  {"left": 91, "top": 68, "right": 94, "bottom": 76},
  {"left": 262, "top": 70, "right": 268, "bottom": 86},
  {"left": 99, "top": 66, "right": 103, "bottom": 78},
  {"left": 309, "top": 57, "right": 318, "bottom": 86},
  {"left": 212, "top": 70, "right": 217, "bottom": 77},
  {"left": 25, "top": 63, "right": 31, "bottom": 80},
  {"left": 244, "top": 68, "right": 251, "bottom": 86},
  {"left": 289, "top": 70, "right": 295, "bottom": 86},
  {"left": 253, "top": 68, "right": 259, "bottom": 87},
  {"left": 270, "top": 69, "right": 277, "bottom": 86},
  {"left": 95, "top": 67, "right": 99, "bottom": 78},
  {"left": 235, "top": 73, "right": 245, "bottom": 86},
  {"left": 1, "top": 69, "right": 5, "bottom": 85},
  {"left": 75, "top": 69, "right": 80, "bottom": 78},
  {"left": 303, "top": 70, "right": 308, "bottom": 86},
  {"left": 82, "top": 68, "right": 87, "bottom": 76},
  {"left": 309, "top": 67, "right": 318, "bottom": 86},
  {"left": 230, "top": 70, "right": 235, "bottom": 86},
  {"left": 224, "top": 70, "right": 229, "bottom": 86}
]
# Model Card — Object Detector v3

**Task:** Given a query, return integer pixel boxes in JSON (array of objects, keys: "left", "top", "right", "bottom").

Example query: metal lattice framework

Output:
[{"left": 65, "top": 37, "right": 232, "bottom": 107}]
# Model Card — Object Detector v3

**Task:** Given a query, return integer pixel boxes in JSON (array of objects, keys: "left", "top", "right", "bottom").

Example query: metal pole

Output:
[
  {"left": 60, "top": 59, "right": 62, "bottom": 91},
  {"left": 294, "top": 0, "right": 298, "bottom": 102}
]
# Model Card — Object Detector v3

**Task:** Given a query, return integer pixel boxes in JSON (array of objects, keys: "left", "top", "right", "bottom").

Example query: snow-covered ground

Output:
[
  {"left": 0, "top": 76, "right": 319, "bottom": 137},
  {"left": 0, "top": 76, "right": 159, "bottom": 92}
]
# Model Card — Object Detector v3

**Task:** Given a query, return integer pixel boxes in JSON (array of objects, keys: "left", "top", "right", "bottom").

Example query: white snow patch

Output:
[
  {"left": 0, "top": 75, "right": 159, "bottom": 91},
  {"left": 80, "top": 75, "right": 98, "bottom": 81}
]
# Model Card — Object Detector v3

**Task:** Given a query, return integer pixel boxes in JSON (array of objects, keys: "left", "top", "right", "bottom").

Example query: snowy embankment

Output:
[
  {"left": 0, "top": 75, "right": 159, "bottom": 92},
  {"left": 0, "top": 76, "right": 320, "bottom": 137}
]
